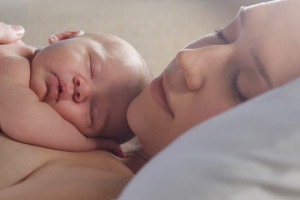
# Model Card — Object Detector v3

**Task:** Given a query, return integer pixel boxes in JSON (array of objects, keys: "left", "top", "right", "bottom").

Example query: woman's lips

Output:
[{"left": 150, "top": 76, "right": 174, "bottom": 117}]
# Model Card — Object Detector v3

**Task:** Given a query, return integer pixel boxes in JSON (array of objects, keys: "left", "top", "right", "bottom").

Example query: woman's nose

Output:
[
  {"left": 176, "top": 49, "right": 207, "bottom": 91},
  {"left": 73, "top": 76, "right": 91, "bottom": 103},
  {"left": 176, "top": 46, "right": 231, "bottom": 91}
]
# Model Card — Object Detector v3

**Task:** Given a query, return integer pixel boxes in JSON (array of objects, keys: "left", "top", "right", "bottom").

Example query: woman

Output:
[
  {"left": 126, "top": 0, "right": 300, "bottom": 158},
  {"left": 1, "top": 0, "right": 300, "bottom": 199}
]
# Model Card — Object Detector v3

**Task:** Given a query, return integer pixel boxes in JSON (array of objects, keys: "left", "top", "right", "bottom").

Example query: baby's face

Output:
[{"left": 30, "top": 33, "right": 151, "bottom": 143}]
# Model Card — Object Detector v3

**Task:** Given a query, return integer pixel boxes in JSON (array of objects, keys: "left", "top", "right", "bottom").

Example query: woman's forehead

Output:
[
  {"left": 244, "top": 0, "right": 300, "bottom": 17},
  {"left": 240, "top": 0, "right": 300, "bottom": 36}
]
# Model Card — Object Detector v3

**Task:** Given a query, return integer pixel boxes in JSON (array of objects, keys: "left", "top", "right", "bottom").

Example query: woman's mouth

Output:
[{"left": 150, "top": 76, "right": 174, "bottom": 117}]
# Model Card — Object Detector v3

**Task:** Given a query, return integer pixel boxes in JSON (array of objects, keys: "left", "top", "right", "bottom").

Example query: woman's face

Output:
[{"left": 127, "top": 0, "right": 300, "bottom": 156}]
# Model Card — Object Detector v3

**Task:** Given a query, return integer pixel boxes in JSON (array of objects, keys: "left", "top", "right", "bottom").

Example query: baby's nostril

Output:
[{"left": 76, "top": 92, "right": 80, "bottom": 99}]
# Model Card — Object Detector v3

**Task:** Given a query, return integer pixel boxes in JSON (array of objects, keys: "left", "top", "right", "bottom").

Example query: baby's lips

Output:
[
  {"left": 50, "top": 75, "right": 59, "bottom": 102},
  {"left": 57, "top": 81, "right": 74, "bottom": 100}
]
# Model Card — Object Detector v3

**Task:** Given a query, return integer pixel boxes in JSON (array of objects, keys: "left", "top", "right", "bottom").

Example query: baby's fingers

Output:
[
  {"left": 48, "top": 30, "right": 84, "bottom": 44},
  {"left": 0, "top": 23, "right": 25, "bottom": 43}
]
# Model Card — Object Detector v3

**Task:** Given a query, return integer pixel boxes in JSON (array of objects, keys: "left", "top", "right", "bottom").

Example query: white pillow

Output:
[{"left": 119, "top": 78, "right": 300, "bottom": 200}]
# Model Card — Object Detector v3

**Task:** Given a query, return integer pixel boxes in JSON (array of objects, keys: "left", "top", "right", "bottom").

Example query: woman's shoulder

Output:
[
  {"left": 0, "top": 149, "right": 132, "bottom": 200},
  {"left": 54, "top": 149, "right": 134, "bottom": 177},
  {"left": 27, "top": 151, "right": 133, "bottom": 199},
  {"left": 0, "top": 133, "right": 133, "bottom": 194}
]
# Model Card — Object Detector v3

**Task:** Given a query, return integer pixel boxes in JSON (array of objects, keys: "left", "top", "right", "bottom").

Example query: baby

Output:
[{"left": 0, "top": 30, "right": 152, "bottom": 156}]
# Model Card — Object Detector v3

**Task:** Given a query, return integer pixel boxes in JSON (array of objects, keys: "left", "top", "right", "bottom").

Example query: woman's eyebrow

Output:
[
  {"left": 250, "top": 48, "right": 273, "bottom": 89},
  {"left": 215, "top": 29, "right": 229, "bottom": 44},
  {"left": 215, "top": 8, "right": 246, "bottom": 44}
]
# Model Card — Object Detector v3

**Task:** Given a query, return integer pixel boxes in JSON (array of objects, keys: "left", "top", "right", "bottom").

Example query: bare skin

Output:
[
  {"left": 0, "top": 39, "right": 119, "bottom": 153},
  {"left": 0, "top": 23, "right": 144, "bottom": 199},
  {"left": 0, "top": 133, "right": 133, "bottom": 200},
  {"left": 0, "top": 31, "right": 150, "bottom": 154}
]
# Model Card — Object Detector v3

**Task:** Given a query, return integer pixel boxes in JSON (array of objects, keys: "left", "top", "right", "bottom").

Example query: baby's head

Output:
[{"left": 30, "top": 33, "right": 152, "bottom": 143}]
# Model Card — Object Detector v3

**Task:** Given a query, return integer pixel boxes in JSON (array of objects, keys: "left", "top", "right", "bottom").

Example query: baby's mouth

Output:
[
  {"left": 51, "top": 74, "right": 61, "bottom": 102},
  {"left": 58, "top": 82, "right": 63, "bottom": 96}
]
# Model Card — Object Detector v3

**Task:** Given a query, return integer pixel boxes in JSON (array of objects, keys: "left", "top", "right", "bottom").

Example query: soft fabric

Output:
[{"left": 119, "top": 78, "right": 300, "bottom": 200}]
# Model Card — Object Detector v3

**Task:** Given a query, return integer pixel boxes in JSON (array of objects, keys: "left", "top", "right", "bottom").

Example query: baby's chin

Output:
[{"left": 28, "top": 78, "right": 45, "bottom": 102}]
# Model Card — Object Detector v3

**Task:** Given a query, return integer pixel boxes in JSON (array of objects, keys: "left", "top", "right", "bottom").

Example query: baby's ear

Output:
[{"left": 48, "top": 30, "right": 84, "bottom": 44}]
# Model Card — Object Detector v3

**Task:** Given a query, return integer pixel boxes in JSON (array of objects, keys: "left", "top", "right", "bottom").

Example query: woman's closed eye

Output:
[
  {"left": 215, "top": 29, "right": 248, "bottom": 102},
  {"left": 231, "top": 70, "right": 247, "bottom": 102}
]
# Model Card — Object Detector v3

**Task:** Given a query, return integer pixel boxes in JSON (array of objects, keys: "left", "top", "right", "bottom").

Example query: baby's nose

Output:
[{"left": 73, "top": 76, "right": 91, "bottom": 103}]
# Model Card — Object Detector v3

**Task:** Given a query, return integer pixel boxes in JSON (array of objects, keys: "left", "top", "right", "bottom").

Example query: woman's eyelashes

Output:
[
  {"left": 231, "top": 70, "right": 247, "bottom": 102},
  {"left": 215, "top": 29, "right": 247, "bottom": 102}
]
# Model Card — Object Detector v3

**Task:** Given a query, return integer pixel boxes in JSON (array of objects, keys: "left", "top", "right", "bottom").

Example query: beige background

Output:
[{"left": 1, "top": 0, "right": 266, "bottom": 76}]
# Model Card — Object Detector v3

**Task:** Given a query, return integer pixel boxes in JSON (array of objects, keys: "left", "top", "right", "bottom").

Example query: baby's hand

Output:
[
  {"left": 84, "top": 137, "right": 125, "bottom": 158},
  {"left": 48, "top": 30, "right": 84, "bottom": 44},
  {"left": 0, "top": 23, "right": 25, "bottom": 43}
]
